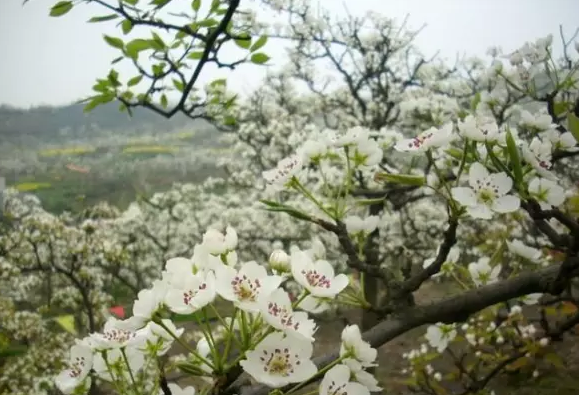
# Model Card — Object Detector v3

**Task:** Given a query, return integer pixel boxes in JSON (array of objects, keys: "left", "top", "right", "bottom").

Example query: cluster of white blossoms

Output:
[
  {"left": 54, "top": 226, "right": 380, "bottom": 394},
  {"left": 263, "top": 126, "right": 384, "bottom": 191}
]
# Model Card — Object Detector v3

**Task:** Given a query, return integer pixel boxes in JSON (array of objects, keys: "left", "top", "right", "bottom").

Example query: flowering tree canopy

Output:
[{"left": 4, "top": 1, "right": 579, "bottom": 395}]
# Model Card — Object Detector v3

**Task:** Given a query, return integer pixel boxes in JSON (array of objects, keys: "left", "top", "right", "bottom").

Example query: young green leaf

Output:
[
  {"left": 188, "top": 51, "right": 204, "bottom": 60},
  {"left": 250, "top": 35, "right": 268, "bottom": 52},
  {"left": 235, "top": 34, "right": 252, "bottom": 49},
  {"left": 103, "top": 35, "right": 124, "bottom": 50},
  {"left": 127, "top": 75, "right": 143, "bottom": 87},
  {"left": 191, "top": 0, "right": 201, "bottom": 12},
  {"left": 250, "top": 52, "right": 270, "bottom": 64},
  {"left": 49, "top": 1, "right": 73, "bottom": 17},
  {"left": 160, "top": 94, "right": 168, "bottom": 109},
  {"left": 121, "top": 19, "right": 133, "bottom": 34},
  {"left": 505, "top": 128, "right": 523, "bottom": 184},
  {"left": 88, "top": 14, "right": 119, "bottom": 23},
  {"left": 126, "top": 39, "right": 152, "bottom": 59},
  {"left": 173, "top": 79, "right": 185, "bottom": 92},
  {"left": 567, "top": 112, "right": 579, "bottom": 144}
]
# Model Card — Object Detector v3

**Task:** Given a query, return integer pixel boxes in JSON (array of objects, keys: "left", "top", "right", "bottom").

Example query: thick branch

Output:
[{"left": 237, "top": 261, "right": 579, "bottom": 395}]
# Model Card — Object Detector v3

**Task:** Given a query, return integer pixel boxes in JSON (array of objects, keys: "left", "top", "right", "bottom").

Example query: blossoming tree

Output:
[{"left": 4, "top": 0, "right": 579, "bottom": 395}]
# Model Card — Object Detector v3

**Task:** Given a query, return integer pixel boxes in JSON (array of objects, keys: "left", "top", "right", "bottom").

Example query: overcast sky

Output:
[{"left": 0, "top": 0, "right": 578, "bottom": 108}]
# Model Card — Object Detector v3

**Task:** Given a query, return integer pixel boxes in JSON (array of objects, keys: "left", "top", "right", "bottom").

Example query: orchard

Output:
[{"left": 2, "top": 1, "right": 579, "bottom": 395}]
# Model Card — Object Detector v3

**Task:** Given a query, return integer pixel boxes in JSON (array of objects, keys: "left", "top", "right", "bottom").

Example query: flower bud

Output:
[{"left": 269, "top": 249, "right": 291, "bottom": 274}]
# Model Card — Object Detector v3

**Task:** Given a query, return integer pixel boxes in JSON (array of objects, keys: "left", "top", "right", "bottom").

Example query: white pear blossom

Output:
[
  {"left": 519, "top": 110, "right": 557, "bottom": 133},
  {"left": 54, "top": 344, "right": 93, "bottom": 394},
  {"left": 350, "top": 138, "right": 383, "bottom": 168},
  {"left": 506, "top": 239, "right": 542, "bottom": 264},
  {"left": 89, "top": 317, "right": 148, "bottom": 350},
  {"left": 191, "top": 243, "right": 233, "bottom": 272},
  {"left": 299, "top": 295, "right": 332, "bottom": 314},
  {"left": 164, "top": 271, "right": 216, "bottom": 315},
  {"left": 521, "top": 137, "right": 557, "bottom": 181},
  {"left": 298, "top": 139, "right": 328, "bottom": 162},
  {"left": 528, "top": 177, "right": 565, "bottom": 209},
  {"left": 215, "top": 260, "right": 282, "bottom": 312},
  {"left": 240, "top": 331, "right": 317, "bottom": 388},
  {"left": 202, "top": 226, "right": 238, "bottom": 255},
  {"left": 260, "top": 288, "right": 317, "bottom": 341},
  {"left": 319, "top": 364, "right": 370, "bottom": 395},
  {"left": 541, "top": 129, "right": 578, "bottom": 152},
  {"left": 262, "top": 154, "right": 303, "bottom": 190},
  {"left": 394, "top": 123, "right": 454, "bottom": 153},
  {"left": 520, "top": 293, "right": 543, "bottom": 305},
  {"left": 269, "top": 249, "right": 291, "bottom": 274},
  {"left": 337, "top": 126, "right": 372, "bottom": 146},
  {"left": 425, "top": 323, "right": 457, "bottom": 353},
  {"left": 340, "top": 325, "right": 377, "bottom": 370},
  {"left": 131, "top": 279, "right": 168, "bottom": 326},
  {"left": 162, "top": 384, "right": 196, "bottom": 395},
  {"left": 291, "top": 250, "right": 349, "bottom": 298},
  {"left": 451, "top": 162, "right": 520, "bottom": 219},
  {"left": 468, "top": 257, "right": 501, "bottom": 286},
  {"left": 351, "top": 367, "right": 382, "bottom": 392},
  {"left": 458, "top": 115, "right": 499, "bottom": 142},
  {"left": 306, "top": 237, "right": 326, "bottom": 260},
  {"left": 344, "top": 215, "right": 380, "bottom": 235}
]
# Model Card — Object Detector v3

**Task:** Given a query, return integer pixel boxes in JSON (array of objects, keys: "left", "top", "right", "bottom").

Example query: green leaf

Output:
[
  {"left": 374, "top": 172, "right": 426, "bottom": 186},
  {"left": 176, "top": 361, "right": 204, "bottom": 375},
  {"left": 111, "top": 56, "right": 124, "bottom": 64},
  {"left": 0, "top": 344, "right": 28, "bottom": 358},
  {"left": 126, "top": 39, "right": 152, "bottom": 59},
  {"left": 191, "top": 0, "right": 201, "bottom": 12},
  {"left": 470, "top": 92, "right": 481, "bottom": 111},
  {"left": 121, "top": 19, "right": 133, "bottom": 34},
  {"left": 250, "top": 52, "right": 270, "bottom": 64},
  {"left": 88, "top": 14, "right": 118, "bottom": 23},
  {"left": 484, "top": 142, "right": 511, "bottom": 176},
  {"left": 173, "top": 79, "right": 185, "bottom": 92},
  {"left": 554, "top": 101, "right": 570, "bottom": 117},
  {"left": 83, "top": 94, "right": 115, "bottom": 113},
  {"left": 250, "top": 35, "right": 268, "bottom": 52},
  {"left": 151, "top": 32, "right": 166, "bottom": 50},
  {"left": 260, "top": 199, "right": 281, "bottom": 208},
  {"left": 49, "top": 1, "right": 73, "bottom": 17},
  {"left": 223, "top": 115, "right": 236, "bottom": 126},
  {"left": 123, "top": 0, "right": 138, "bottom": 4},
  {"left": 160, "top": 94, "right": 168, "bottom": 109},
  {"left": 265, "top": 206, "right": 312, "bottom": 221},
  {"left": 567, "top": 112, "right": 579, "bottom": 144},
  {"left": 210, "top": 0, "right": 220, "bottom": 12},
  {"left": 127, "top": 75, "right": 142, "bottom": 87},
  {"left": 188, "top": 51, "right": 204, "bottom": 60},
  {"left": 505, "top": 128, "right": 523, "bottom": 184},
  {"left": 197, "top": 18, "right": 218, "bottom": 27},
  {"left": 54, "top": 315, "right": 77, "bottom": 335},
  {"left": 152, "top": 0, "right": 171, "bottom": 8},
  {"left": 103, "top": 35, "right": 124, "bottom": 50},
  {"left": 235, "top": 35, "right": 252, "bottom": 49},
  {"left": 445, "top": 147, "right": 465, "bottom": 160}
]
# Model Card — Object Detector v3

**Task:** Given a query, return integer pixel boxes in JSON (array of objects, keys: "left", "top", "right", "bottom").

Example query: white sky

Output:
[{"left": 0, "top": 0, "right": 578, "bottom": 108}]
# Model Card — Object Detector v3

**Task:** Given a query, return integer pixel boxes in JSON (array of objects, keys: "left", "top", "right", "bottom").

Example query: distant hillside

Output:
[{"left": 0, "top": 102, "right": 216, "bottom": 146}]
